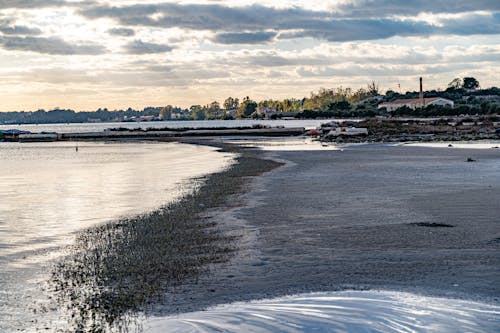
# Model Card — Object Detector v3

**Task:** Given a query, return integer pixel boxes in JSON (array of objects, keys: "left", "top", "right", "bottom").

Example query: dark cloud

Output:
[
  {"left": 213, "top": 31, "right": 276, "bottom": 44},
  {"left": 108, "top": 27, "right": 135, "bottom": 37},
  {"left": 0, "top": 25, "right": 42, "bottom": 35},
  {"left": 0, "top": 36, "right": 106, "bottom": 55},
  {"left": 124, "top": 39, "right": 173, "bottom": 54},
  {"left": 80, "top": 4, "right": 316, "bottom": 31},
  {"left": 440, "top": 12, "right": 500, "bottom": 35},
  {"left": 0, "top": 0, "right": 68, "bottom": 9},
  {"left": 80, "top": 3, "right": 500, "bottom": 43},
  {"left": 336, "top": 0, "right": 500, "bottom": 17},
  {"left": 278, "top": 18, "right": 435, "bottom": 42}
]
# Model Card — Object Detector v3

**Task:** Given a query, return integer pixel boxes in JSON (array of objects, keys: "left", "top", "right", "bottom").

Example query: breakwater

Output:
[{"left": 1, "top": 126, "right": 305, "bottom": 142}]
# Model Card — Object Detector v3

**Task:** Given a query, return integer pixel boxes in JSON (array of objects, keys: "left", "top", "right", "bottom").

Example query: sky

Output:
[{"left": 0, "top": 0, "right": 498, "bottom": 111}]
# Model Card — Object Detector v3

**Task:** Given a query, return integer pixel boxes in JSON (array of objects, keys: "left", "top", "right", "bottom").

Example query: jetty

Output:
[{"left": 1, "top": 126, "right": 305, "bottom": 142}]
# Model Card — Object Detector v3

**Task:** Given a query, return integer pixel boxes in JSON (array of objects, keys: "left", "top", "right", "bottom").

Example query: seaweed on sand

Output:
[{"left": 49, "top": 148, "right": 283, "bottom": 333}]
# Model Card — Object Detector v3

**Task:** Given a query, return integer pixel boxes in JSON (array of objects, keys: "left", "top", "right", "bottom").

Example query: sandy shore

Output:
[{"left": 154, "top": 142, "right": 500, "bottom": 316}]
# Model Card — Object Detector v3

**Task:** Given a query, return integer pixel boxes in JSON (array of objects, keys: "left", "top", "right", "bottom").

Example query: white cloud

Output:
[{"left": 0, "top": 0, "right": 498, "bottom": 110}]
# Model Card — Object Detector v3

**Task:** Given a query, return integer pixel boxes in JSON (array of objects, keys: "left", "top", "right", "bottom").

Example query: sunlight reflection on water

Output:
[
  {"left": 0, "top": 141, "right": 234, "bottom": 332},
  {"left": 145, "top": 291, "right": 500, "bottom": 333}
]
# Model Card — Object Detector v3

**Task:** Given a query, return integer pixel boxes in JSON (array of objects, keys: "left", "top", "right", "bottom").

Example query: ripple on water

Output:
[
  {"left": 145, "top": 291, "right": 500, "bottom": 333},
  {"left": 0, "top": 141, "right": 235, "bottom": 332}
]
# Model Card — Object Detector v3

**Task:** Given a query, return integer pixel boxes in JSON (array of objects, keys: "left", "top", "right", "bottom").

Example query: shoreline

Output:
[
  {"left": 46, "top": 138, "right": 500, "bottom": 331},
  {"left": 149, "top": 139, "right": 500, "bottom": 316},
  {"left": 47, "top": 139, "right": 284, "bottom": 332},
  {"left": 145, "top": 290, "right": 500, "bottom": 332}
]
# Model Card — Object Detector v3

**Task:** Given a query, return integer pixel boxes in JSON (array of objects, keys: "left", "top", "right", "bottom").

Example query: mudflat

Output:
[{"left": 159, "top": 143, "right": 500, "bottom": 314}]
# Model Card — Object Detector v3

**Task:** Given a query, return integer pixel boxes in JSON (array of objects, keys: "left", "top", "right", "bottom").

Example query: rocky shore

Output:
[{"left": 319, "top": 116, "right": 500, "bottom": 143}]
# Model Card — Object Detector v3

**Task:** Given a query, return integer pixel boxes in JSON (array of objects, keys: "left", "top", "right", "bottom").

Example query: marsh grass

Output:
[{"left": 49, "top": 146, "right": 282, "bottom": 333}]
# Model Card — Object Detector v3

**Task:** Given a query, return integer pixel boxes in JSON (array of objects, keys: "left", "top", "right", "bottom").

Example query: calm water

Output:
[
  {"left": 146, "top": 291, "right": 500, "bottom": 333},
  {"left": 0, "top": 141, "right": 234, "bottom": 332},
  {"left": 0, "top": 119, "right": 336, "bottom": 133}
]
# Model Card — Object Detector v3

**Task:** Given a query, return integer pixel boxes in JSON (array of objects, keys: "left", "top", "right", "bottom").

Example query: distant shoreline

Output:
[{"left": 2, "top": 115, "right": 498, "bottom": 144}]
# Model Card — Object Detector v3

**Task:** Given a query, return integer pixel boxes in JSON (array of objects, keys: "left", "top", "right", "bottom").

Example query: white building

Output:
[{"left": 378, "top": 97, "right": 454, "bottom": 112}]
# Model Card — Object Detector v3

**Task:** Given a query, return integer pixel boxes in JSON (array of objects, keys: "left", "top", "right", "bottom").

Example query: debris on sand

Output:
[{"left": 411, "top": 222, "right": 455, "bottom": 228}]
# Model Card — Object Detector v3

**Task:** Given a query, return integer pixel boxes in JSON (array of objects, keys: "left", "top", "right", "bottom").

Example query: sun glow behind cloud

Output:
[{"left": 0, "top": 0, "right": 498, "bottom": 111}]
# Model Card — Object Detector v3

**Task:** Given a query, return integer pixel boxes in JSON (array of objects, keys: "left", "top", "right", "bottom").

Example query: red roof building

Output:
[{"left": 378, "top": 97, "right": 454, "bottom": 112}]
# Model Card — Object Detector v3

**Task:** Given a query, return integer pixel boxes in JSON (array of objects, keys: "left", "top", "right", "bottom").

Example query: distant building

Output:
[
  {"left": 378, "top": 77, "right": 454, "bottom": 111},
  {"left": 378, "top": 97, "right": 454, "bottom": 112},
  {"left": 256, "top": 107, "right": 278, "bottom": 118}
]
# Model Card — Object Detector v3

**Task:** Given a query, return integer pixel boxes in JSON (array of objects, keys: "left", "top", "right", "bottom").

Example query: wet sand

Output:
[{"left": 156, "top": 143, "right": 500, "bottom": 315}]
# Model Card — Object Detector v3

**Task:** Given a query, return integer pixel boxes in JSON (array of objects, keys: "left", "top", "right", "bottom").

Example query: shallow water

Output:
[
  {"left": 226, "top": 137, "right": 340, "bottom": 151},
  {"left": 404, "top": 141, "right": 500, "bottom": 149},
  {"left": 0, "top": 141, "right": 234, "bottom": 332},
  {"left": 145, "top": 291, "right": 500, "bottom": 333},
  {"left": 0, "top": 119, "right": 336, "bottom": 133}
]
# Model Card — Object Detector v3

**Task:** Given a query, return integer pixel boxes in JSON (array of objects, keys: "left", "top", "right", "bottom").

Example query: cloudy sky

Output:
[{"left": 0, "top": 0, "right": 498, "bottom": 111}]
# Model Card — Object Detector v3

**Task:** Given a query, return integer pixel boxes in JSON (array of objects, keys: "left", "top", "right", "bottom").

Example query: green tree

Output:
[
  {"left": 159, "top": 105, "right": 173, "bottom": 120},
  {"left": 190, "top": 105, "right": 205, "bottom": 120},
  {"left": 448, "top": 77, "right": 463, "bottom": 90},
  {"left": 223, "top": 97, "right": 239, "bottom": 110},
  {"left": 463, "top": 77, "right": 480, "bottom": 90},
  {"left": 237, "top": 96, "right": 257, "bottom": 118},
  {"left": 328, "top": 100, "right": 351, "bottom": 111},
  {"left": 209, "top": 101, "right": 220, "bottom": 111},
  {"left": 282, "top": 99, "right": 293, "bottom": 113},
  {"left": 367, "top": 81, "right": 379, "bottom": 96},
  {"left": 204, "top": 101, "right": 223, "bottom": 119}
]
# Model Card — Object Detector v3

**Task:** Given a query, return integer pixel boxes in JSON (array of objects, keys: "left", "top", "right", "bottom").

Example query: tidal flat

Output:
[
  {"left": 49, "top": 142, "right": 283, "bottom": 332},
  {"left": 142, "top": 140, "right": 500, "bottom": 332},
  {"left": 46, "top": 139, "right": 500, "bottom": 332}
]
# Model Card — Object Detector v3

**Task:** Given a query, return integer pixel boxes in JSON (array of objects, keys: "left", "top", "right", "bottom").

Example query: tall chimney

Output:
[{"left": 419, "top": 77, "right": 424, "bottom": 103}]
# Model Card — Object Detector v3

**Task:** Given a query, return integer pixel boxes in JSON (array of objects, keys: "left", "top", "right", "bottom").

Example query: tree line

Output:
[{"left": 1, "top": 78, "right": 498, "bottom": 125}]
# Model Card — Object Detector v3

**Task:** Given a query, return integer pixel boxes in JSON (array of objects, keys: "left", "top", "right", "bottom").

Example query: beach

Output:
[
  {"left": 150, "top": 140, "right": 500, "bottom": 318},
  {"left": 11, "top": 138, "right": 498, "bottom": 331}
]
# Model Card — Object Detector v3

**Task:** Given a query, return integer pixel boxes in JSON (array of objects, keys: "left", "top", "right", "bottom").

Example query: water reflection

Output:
[
  {"left": 0, "top": 119, "right": 333, "bottom": 133},
  {"left": 404, "top": 141, "right": 500, "bottom": 149},
  {"left": 0, "top": 141, "right": 234, "bottom": 332},
  {"left": 146, "top": 291, "right": 500, "bottom": 333},
  {"left": 226, "top": 137, "right": 340, "bottom": 151}
]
